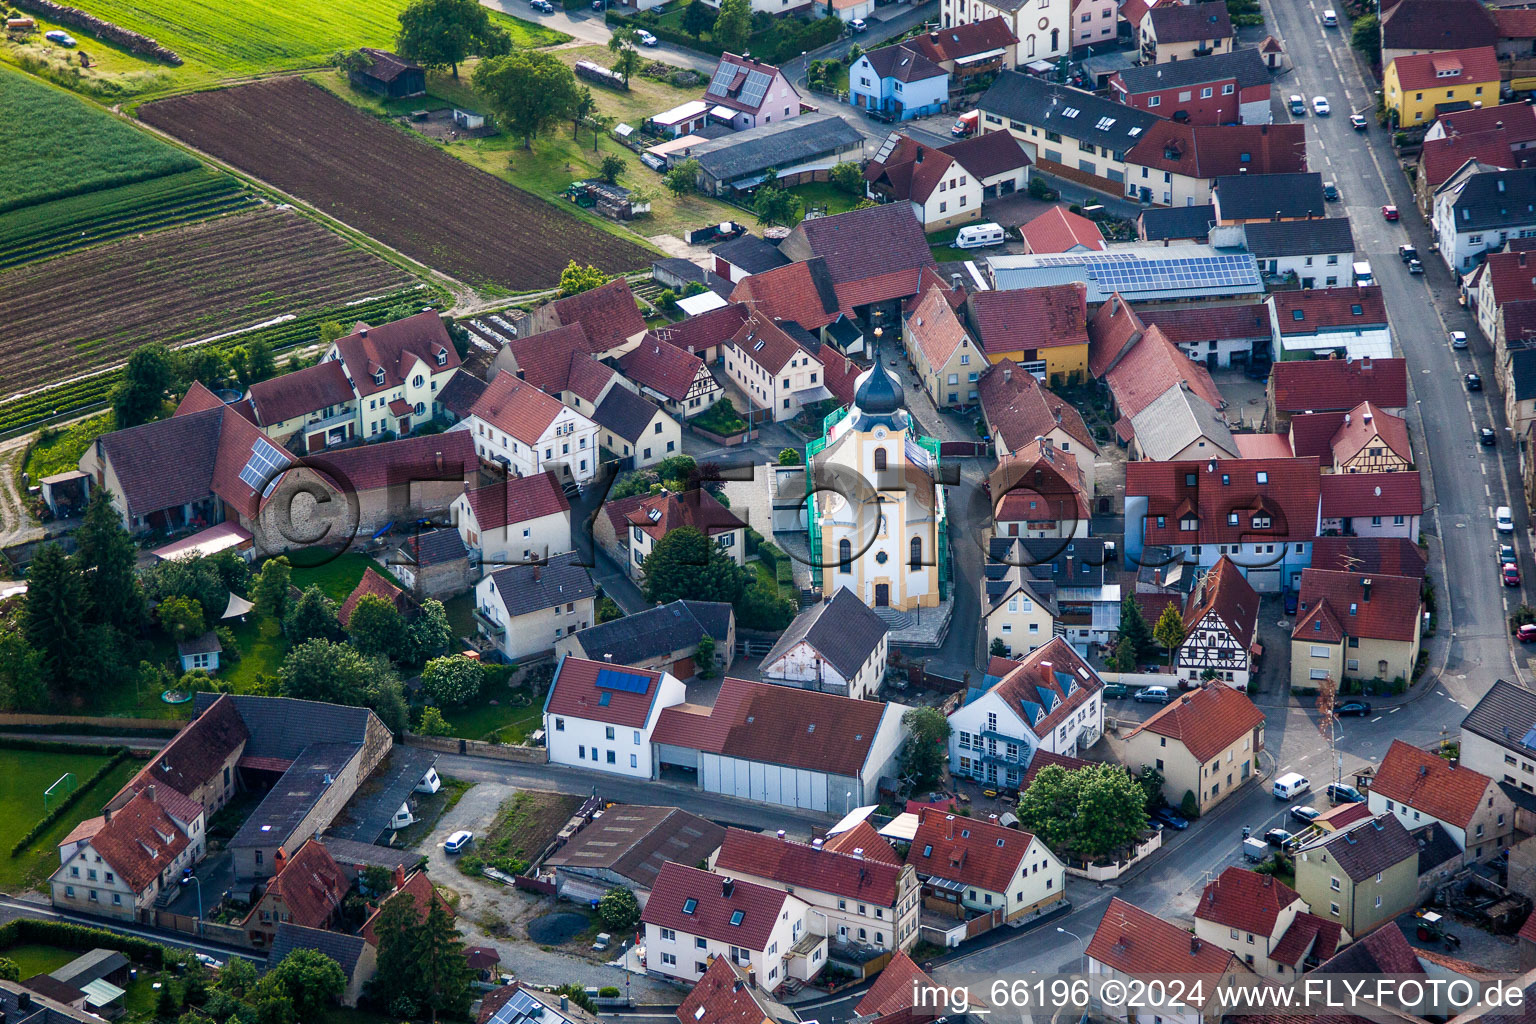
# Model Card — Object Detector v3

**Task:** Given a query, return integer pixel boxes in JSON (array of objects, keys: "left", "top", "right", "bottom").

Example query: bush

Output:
[
  {"left": 0, "top": 918, "right": 171, "bottom": 970},
  {"left": 599, "top": 987, "right": 621, "bottom": 998},
  {"left": 1027, "top": 177, "right": 1057, "bottom": 201},
  {"left": 1179, "top": 790, "right": 1200, "bottom": 820}
]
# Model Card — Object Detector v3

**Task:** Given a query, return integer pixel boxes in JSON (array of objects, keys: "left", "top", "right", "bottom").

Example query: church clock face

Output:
[{"left": 874, "top": 427, "right": 888, "bottom": 439}]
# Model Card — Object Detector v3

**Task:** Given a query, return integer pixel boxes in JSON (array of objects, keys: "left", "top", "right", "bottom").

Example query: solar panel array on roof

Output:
[
  {"left": 596, "top": 668, "right": 652, "bottom": 694},
  {"left": 239, "top": 437, "right": 286, "bottom": 491},
  {"left": 706, "top": 63, "right": 737, "bottom": 97},
  {"left": 1025, "top": 252, "right": 1258, "bottom": 292},
  {"left": 739, "top": 69, "right": 772, "bottom": 108}
]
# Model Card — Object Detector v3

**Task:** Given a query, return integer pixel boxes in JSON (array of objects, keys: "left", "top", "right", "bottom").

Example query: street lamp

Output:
[
  {"left": 180, "top": 872, "right": 203, "bottom": 938},
  {"left": 1057, "top": 926, "right": 1085, "bottom": 976}
]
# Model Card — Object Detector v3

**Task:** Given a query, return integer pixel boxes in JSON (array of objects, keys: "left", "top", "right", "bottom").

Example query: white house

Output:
[
  {"left": 701, "top": 53, "right": 803, "bottom": 130},
  {"left": 759, "top": 589, "right": 890, "bottom": 700},
  {"left": 947, "top": 637, "right": 1104, "bottom": 790},
  {"left": 848, "top": 45, "right": 950, "bottom": 122},
  {"left": 1433, "top": 164, "right": 1536, "bottom": 272},
  {"left": 642, "top": 862, "right": 822, "bottom": 989},
  {"left": 1088, "top": 898, "right": 1250, "bottom": 1024},
  {"left": 722, "top": 314, "right": 828, "bottom": 423},
  {"left": 544, "top": 656, "right": 687, "bottom": 778},
  {"left": 474, "top": 553, "right": 596, "bottom": 663},
  {"left": 1458, "top": 679, "right": 1536, "bottom": 794},
  {"left": 1230, "top": 218, "right": 1357, "bottom": 289},
  {"left": 1175, "top": 556, "right": 1259, "bottom": 689},
  {"left": 51, "top": 788, "right": 201, "bottom": 923},
  {"left": 323, "top": 311, "right": 463, "bottom": 440},
  {"left": 452, "top": 371, "right": 600, "bottom": 487},
  {"left": 452, "top": 470, "right": 573, "bottom": 574},
  {"left": 1366, "top": 739, "right": 1514, "bottom": 863},
  {"left": 905, "top": 809, "right": 1067, "bottom": 923},
  {"left": 940, "top": 0, "right": 1071, "bottom": 63}
]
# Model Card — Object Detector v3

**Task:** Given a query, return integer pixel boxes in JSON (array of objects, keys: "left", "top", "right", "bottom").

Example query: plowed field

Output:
[{"left": 139, "top": 78, "right": 651, "bottom": 291}]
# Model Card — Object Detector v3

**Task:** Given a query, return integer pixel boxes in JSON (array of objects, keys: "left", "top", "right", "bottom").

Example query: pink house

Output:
[
  {"left": 704, "top": 53, "right": 803, "bottom": 129},
  {"left": 1072, "top": 0, "right": 1117, "bottom": 48}
]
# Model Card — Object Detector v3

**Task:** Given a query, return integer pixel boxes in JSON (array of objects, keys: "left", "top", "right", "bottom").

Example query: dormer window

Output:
[
  {"left": 373, "top": 369, "right": 385, "bottom": 386},
  {"left": 436, "top": 347, "right": 448, "bottom": 366},
  {"left": 1180, "top": 516, "right": 1199, "bottom": 531},
  {"left": 1253, "top": 514, "right": 1271, "bottom": 529}
]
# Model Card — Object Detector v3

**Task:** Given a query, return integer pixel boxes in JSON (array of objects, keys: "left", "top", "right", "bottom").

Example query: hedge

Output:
[
  {"left": 0, "top": 918, "right": 172, "bottom": 970},
  {"left": 0, "top": 737, "right": 132, "bottom": 756},
  {"left": 10, "top": 746, "right": 133, "bottom": 856},
  {"left": 606, "top": 8, "right": 843, "bottom": 64}
]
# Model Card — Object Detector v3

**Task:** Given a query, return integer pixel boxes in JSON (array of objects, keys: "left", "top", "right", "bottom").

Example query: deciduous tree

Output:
[
  {"left": 713, "top": 0, "right": 751, "bottom": 51},
  {"left": 0, "top": 631, "right": 48, "bottom": 712},
  {"left": 898, "top": 706, "right": 951, "bottom": 789},
  {"left": 641, "top": 526, "right": 746, "bottom": 606},
  {"left": 406, "top": 598, "right": 453, "bottom": 663},
  {"left": 348, "top": 593, "right": 406, "bottom": 661},
  {"left": 396, "top": 0, "right": 511, "bottom": 78},
  {"left": 597, "top": 887, "right": 641, "bottom": 930},
  {"left": 1152, "top": 603, "right": 1186, "bottom": 666},
  {"left": 421, "top": 655, "right": 483, "bottom": 705},
  {"left": 417, "top": 705, "right": 454, "bottom": 736},
  {"left": 829, "top": 160, "right": 864, "bottom": 196},
  {"left": 682, "top": 0, "right": 713, "bottom": 36},
  {"left": 158, "top": 595, "right": 206, "bottom": 644},
  {"left": 753, "top": 182, "right": 802, "bottom": 227},
  {"left": 609, "top": 26, "right": 640, "bottom": 85},
  {"left": 663, "top": 158, "right": 700, "bottom": 196},
  {"left": 282, "top": 585, "right": 343, "bottom": 644},
  {"left": 251, "top": 556, "right": 292, "bottom": 620},
  {"left": 1016, "top": 763, "right": 1147, "bottom": 860},
  {"left": 599, "top": 154, "right": 626, "bottom": 185},
  {"left": 557, "top": 260, "right": 609, "bottom": 297},
  {"left": 1350, "top": 14, "right": 1380, "bottom": 65},
  {"left": 474, "top": 49, "right": 581, "bottom": 149},
  {"left": 572, "top": 86, "right": 596, "bottom": 139},
  {"left": 112, "top": 343, "right": 174, "bottom": 427},
  {"left": 263, "top": 948, "right": 346, "bottom": 1021}
]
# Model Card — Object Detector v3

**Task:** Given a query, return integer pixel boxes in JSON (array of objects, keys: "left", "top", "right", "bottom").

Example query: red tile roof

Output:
[
  {"left": 1147, "top": 0, "right": 1232, "bottom": 44},
  {"left": 1183, "top": 556, "right": 1259, "bottom": 650},
  {"left": 1371, "top": 739, "right": 1492, "bottom": 828},
  {"left": 1087, "top": 293, "right": 1145, "bottom": 378},
  {"left": 1318, "top": 471, "right": 1422, "bottom": 518},
  {"left": 1019, "top": 749, "right": 1094, "bottom": 789},
  {"left": 1480, "top": 248, "right": 1536, "bottom": 306},
  {"left": 506, "top": 329, "right": 616, "bottom": 403},
  {"left": 1288, "top": 411, "right": 1349, "bottom": 460},
  {"left": 706, "top": 53, "right": 791, "bottom": 116},
  {"left": 676, "top": 957, "right": 775, "bottom": 1024},
  {"left": 1518, "top": 906, "right": 1536, "bottom": 945},
  {"left": 779, "top": 201, "right": 936, "bottom": 285},
  {"left": 987, "top": 636, "right": 1104, "bottom": 739},
  {"left": 1234, "top": 433, "right": 1294, "bottom": 459},
  {"left": 1129, "top": 122, "right": 1307, "bottom": 180},
  {"left": 978, "top": 359, "right": 1097, "bottom": 453},
  {"left": 905, "top": 807, "right": 1039, "bottom": 894},
  {"left": 304, "top": 430, "right": 475, "bottom": 494},
  {"left": 331, "top": 311, "right": 460, "bottom": 398},
  {"left": 1269, "top": 912, "right": 1344, "bottom": 965},
  {"left": 903, "top": 18, "right": 1018, "bottom": 62},
  {"left": 642, "top": 862, "right": 791, "bottom": 950},
  {"left": 965, "top": 284, "right": 1089, "bottom": 356},
  {"left": 625, "top": 488, "right": 745, "bottom": 542},
  {"left": 1020, "top": 207, "right": 1106, "bottom": 253},
  {"left": 940, "top": 130, "right": 1031, "bottom": 181},
  {"left": 1126, "top": 456, "right": 1321, "bottom": 545},
  {"left": 1389, "top": 45, "right": 1500, "bottom": 93},
  {"left": 819, "top": 348, "right": 862, "bottom": 406},
  {"left": 1194, "top": 866, "right": 1301, "bottom": 936},
  {"left": 255, "top": 837, "right": 346, "bottom": 929},
  {"left": 1125, "top": 683, "right": 1265, "bottom": 763},
  {"left": 1419, "top": 129, "right": 1520, "bottom": 189},
  {"left": 1270, "top": 357, "right": 1407, "bottom": 413},
  {"left": 991, "top": 441, "right": 1089, "bottom": 525},
  {"left": 463, "top": 470, "right": 570, "bottom": 532},
  {"left": 825, "top": 822, "right": 903, "bottom": 864},
  {"left": 1087, "top": 898, "right": 1246, "bottom": 995},
  {"left": 362, "top": 869, "right": 453, "bottom": 946},
  {"left": 728, "top": 259, "right": 850, "bottom": 330},
  {"left": 469, "top": 371, "right": 569, "bottom": 445},
  {"left": 537, "top": 278, "right": 647, "bottom": 354},
  {"left": 247, "top": 361, "right": 355, "bottom": 427},
  {"left": 836, "top": 268, "right": 930, "bottom": 311},
  {"left": 86, "top": 788, "right": 191, "bottom": 892},
  {"left": 728, "top": 313, "right": 815, "bottom": 375},
  {"left": 338, "top": 567, "right": 408, "bottom": 628},
  {"left": 650, "top": 677, "right": 887, "bottom": 777},
  {"left": 176, "top": 381, "right": 227, "bottom": 415},
  {"left": 1311, "top": 537, "right": 1427, "bottom": 579},
  {"left": 715, "top": 827, "right": 906, "bottom": 905},
  {"left": 1435, "top": 102, "right": 1536, "bottom": 143},
  {"left": 1104, "top": 326, "right": 1224, "bottom": 419},
  {"left": 1272, "top": 287, "right": 1388, "bottom": 336},
  {"left": 864, "top": 135, "right": 963, "bottom": 205},
  {"left": 856, "top": 952, "right": 970, "bottom": 1020},
  {"left": 650, "top": 303, "right": 752, "bottom": 358},
  {"left": 620, "top": 339, "right": 708, "bottom": 402},
  {"left": 121, "top": 692, "right": 247, "bottom": 801},
  {"left": 907, "top": 284, "right": 977, "bottom": 369},
  {"left": 1293, "top": 569, "right": 1422, "bottom": 644},
  {"left": 1328, "top": 403, "right": 1411, "bottom": 464},
  {"left": 1138, "top": 304, "right": 1270, "bottom": 346},
  {"left": 547, "top": 657, "right": 669, "bottom": 728}
]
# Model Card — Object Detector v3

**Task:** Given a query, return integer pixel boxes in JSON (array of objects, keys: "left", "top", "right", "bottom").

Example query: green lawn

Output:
[
  {"left": 3, "top": 943, "right": 79, "bottom": 977},
  {"left": 22, "top": 412, "right": 114, "bottom": 482},
  {"left": 289, "top": 551, "right": 391, "bottom": 603},
  {"left": 787, "top": 181, "right": 862, "bottom": 218},
  {"left": 0, "top": 751, "right": 142, "bottom": 892},
  {"left": 438, "top": 684, "right": 540, "bottom": 742},
  {"left": 927, "top": 226, "right": 971, "bottom": 263}
]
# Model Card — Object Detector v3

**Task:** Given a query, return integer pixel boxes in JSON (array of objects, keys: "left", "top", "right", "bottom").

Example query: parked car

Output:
[
  {"left": 1481, "top": 427, "right": 1497, "bottom": 446},
  {"left": 1102, "top": 682, "right": 1130, "bottom": 699},
  {"left": 1289, "top": 804, "right": 1321, "bottom": 824},
  {"left": 1351, "top": 113, "right": 1369, "bottom": 130},
  {"left": 1290, "top": 94, "right": 1306, "bottom": 115},
  {"left": 1336, "top": 700, "right": 1372, "bottom": 716},
  {"left": 1505, "top": 562, "right": 1522, "bottom": 586},
  {"left": 1400, "top": 244, "right": 1418, "bottom": 262},
  {"left": 444, "top": 830, "right": 474, "bottom": 854},
  {"left": 44, "top": 29, "right": 75, "bottom": 44},
  {"left": 1322, "top": 181, "right": 1340, "bottom": 201},
  {"left": 1466, "top": 372, "right": 1483, "bottom": 390},
  {"left": 1500, "top": 544, "right": 1517, "bottom": 565},
  {"left": 1322, "top": 8, "right": 1338, "bottom": 24},
  {"left": 1519, "top": 623, "right": 1536, "bottom": 643},
  {"left": 1313, "top": 96, "right": 1330, "bottom": 115},
  {"left": 1134, "top": 685, "right": 1171, "bottom": 704},
  {"left": 1408, "top": 258, "right": 1424, "bottom": 274},
  {"left": 1499, "top": 505, "right": 1515, "bottom": 532},
  {"left": 1284, "top": 591, "right": 1298, "bottom": 615},
  {"left": 849, "top": 17, "right": 867, "bottom": 30},
  {"left": 1152, "top": 807, "right": 1190, "bottom": 830},
  {"left": 530, "top": 1, "right": 554, "bottom": 11},
  {"left": 1264, "top": 827, "right": 1295, "bottom": 847},
  {"left": 635, "top": 28, "right": 658, "bottom": 44},
  {"left": 952, "top": 111, "right": 979, "bottom": 136},
  {"left": 1274, "top": 772, "right": 1311, "bottom": 799},
  {"left": 194, "top": 954, "right": 224, "bottom": 969},
  {"left": 1382, "top": 205, "right": 1399, "bottom": 220},
  {"left": 1450, "top": 330, "right": 1468, "bottom": 348},
  {"left": 1326, "top": 782, "right": 1365, "bottom": 805}
]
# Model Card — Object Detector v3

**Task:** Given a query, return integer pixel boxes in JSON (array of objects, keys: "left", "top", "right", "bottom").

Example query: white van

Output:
[
  {"left": 1498, "top": 505, "right": 1515, "bottom": 532},
  {"left": 956, "top": 222, "right": 1006, "bottom": 249},
  {"left": 1352, "top": 260, "right": 1373, "bottom": 285},
  {"left": 1273, "top": 772, "right": 1311, "bottom": 799}
]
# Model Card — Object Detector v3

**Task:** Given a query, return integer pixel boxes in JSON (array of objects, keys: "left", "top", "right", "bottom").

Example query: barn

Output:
[{"left": 349, "top": 49, "right": 427, "bottom": 100}]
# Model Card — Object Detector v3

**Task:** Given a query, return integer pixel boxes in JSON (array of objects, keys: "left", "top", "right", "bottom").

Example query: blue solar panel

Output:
[{"left": 596, "top": 668, "right": 651, "bottom": 694}]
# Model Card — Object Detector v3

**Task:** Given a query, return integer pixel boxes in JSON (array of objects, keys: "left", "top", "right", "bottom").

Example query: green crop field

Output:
[
  {"left": 0, "top": 66, "right": 196, "bottom": 213},
  {"left": 0, "top": 749, "right": 141, "bottom": 892}
]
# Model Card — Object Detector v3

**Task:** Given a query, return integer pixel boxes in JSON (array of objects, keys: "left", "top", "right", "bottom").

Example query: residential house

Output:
[
  {"left": 1138, "top": 303, "right": 1271, "bottom": 370},
  {"left": 1292, "top": 813, "right": 1421, "bottom": 936},
  {"left": 240, "top": 837, "right": 346, "bottom": 947},
  {"left": 981, "top": 543, "right": 1059, "bottom": 659},
  {"left": 759, "top": 589, "right": 891, "bottom": 700},
  {"left": 388, "top": 528, "right": 470, "bottom": 600},
  {"left": 1384, "top": 46, "right": 1500, "bottom": 127},
  {"left": 989, "top": 438, "right": 1090, "bottom": 538},
  {"left": 652, "top": 302, "right": 753, "bottom": 363},
  {"left": 243, "top": 360, "right": 359, "bottom": 453},
  {"left": 671, "top": 958, "right": 792, "bottom": 1024},
  {"left": 941, "top": 130, "right": 1033, "bottom": 199},
  {"left": 1318, "top": 469, "right": 1422, "bottom": 538},
  {"left": 651, "top": 678, "right": 910, "bottom": 812},
  {"left": 703, "top": 53, "right": 802, "bottom": 130},
  {"left": 360, "top": 869, "right": 453, "bottom": 949},
  {"left": 1176, "top": 556, "right": 1260, "bottom": 688},
  {"left": 1070, "top": 0, "right": 1117, "bottom": 48},
  {"left": 1289, "top": 402, "right": 1413, "bottom": 474},
  {"left": 557, "top": 596, "right": 733, "bottom": 678},
  {"left": 849, "top": 45, "right": 950, "bottom": 122},
  {"left": 544, "top": 657, "right": 687, "bottom": 778},
  {"left": 777, "top": 202, "right": 939, "bottom": 318},
  {"left": 855, "top": 952, "right": 972, "bottom": 1024},
  {"left": 1415, "top": 108, "right": 1536, "bottom": 210},
  {"left": 976, "top": 73, "right": 1160, "bottom": 201},
  {"left": 641, "top": 863, "right": 821, "bottom": 989},
  {"left": 684, "top": 114, "right": 865, "bottom": 196},
  {"left": 1380, "top": 0, "right": 1496, "bottom": 68},
  {"left": 1432, "top": 165, "right": 1536, "bottom": 271},
  {"left": 266, "top": 925, "right": 375, "bottom": 1007},
  {"left": 1469, "top": 245, "right": 1536, "bottom": 362},
  {"left": 1193, "top": 867, "right": 1346, "bottom": 977},
  {"left": 948, "top": 636, "right": 1105, "bottom": 787},
  {"left": 592, "top": 386, "right": 681, "bottom": 469},
  {"left": 712, "top": 827, "right": 923, "bottom": 958},
  {"left": 1291, "top": 570, "right": 1423, "bottom": 688},
  {"left": 348, "top": 48, "right": 425, "bottom": 99},
  {"left": 906, "top": 808, "right": 1066, "bottom": 921},
  {"left": 1114, "top": 683, "right": 1266, "bottom": 815},
  {"left": 906, "top": 283, "right": 988, "bottom": 407},
  {"left": 723, "top": 314, "right": 830, "bottom": 422},
  {"left": 543, "top": 805, "right": 725, "bottom": 905},
  {"left": 474, "top": 552, "right": 596, "bottom": 663},
  {"left": 938, "top": 0, "right": 1072, "bottom": 64},
  {"left": 1102, "top": 322, "right": 1225, "bottom": 424},
  {"left": 619, "top": 338, "right": 723, "bottom": 421},
  {"left": 322, "top": 311, "right": 463, "bottom": 439},
  {"left": 1089, "top": 899, "right": 1252, "bottom": 1024},
  {"left": 728, "top": 259, "right": 852, "bottom": 333},
  {"left": 1240, "top": 218, "right": 1358, "bottom": 288},
  {"left": 453, "top": 371, "right": 600, "bottom": 486},
  {"left": 523, "top": 278, "right": 647, "bottom": 359},
  {"left": 1368, "top": 738, "right": 1514, "bottom": 861},
  {"left": 595, "top": 488, "right": 746, "bottom": 581},
  {"left": 988, "top": 536, "right": 1120, "bottom": 648},
  {"left": 451, "top": 470, "right": 572, "bottom": 573},
  {"left": 963, "top": 284, "right": 1090, "bottom": 386},
  {"left": 903, "top": 18, "right": 1019, "bottom": 87},
  {"left": 110, "top": 690, "right": 246, "bottom": 818},
  {"left": 862, "top": 134, "right": 985, "bottom": 230},
  {"left": 977, "top": 359, "right": 1098, "bottom": 492},
  {"left": 50, "top": 788, "right": 196, "bottom": 922},
  {"left": 1019, "top": 207, "right": 1105, "bottom": 253},
  {"left": 1311, "top": 535, "right": 1427, "bottom": 580},
  {"left": 1139, "top": 204, "right": 1218, "bottom": 243},
  {"left": 1141, "top": 2, "right": 1233, "bottom": 64},
  {"left": 1212, "top": 172, "right": 1327, "bottom": 224},
  {"left": 1127, "top": 382, "right": 1237, "bottom": 462},
  {"left": 1109, "top": 48, "right": 1272, "bottom": 125},
  {"left": 1267, "top": 286, "right": 1393, "bottom": 361},
  {"left": 1267, "top": 356, "right": 1409, "bottom": 429},
  {"left": 490, "top": 326, "right": 619, "bottom": 419},
  {"left": 1126, "top": 121, "right": 1307, "bottom": 208},
  {"left": 1458, "top": 678, "right": 1536, "bottom": 793}
]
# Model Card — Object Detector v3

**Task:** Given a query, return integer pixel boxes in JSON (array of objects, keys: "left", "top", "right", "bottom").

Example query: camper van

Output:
[{"left": 956, "top": 222, "right": 1006, "bottom": 249}]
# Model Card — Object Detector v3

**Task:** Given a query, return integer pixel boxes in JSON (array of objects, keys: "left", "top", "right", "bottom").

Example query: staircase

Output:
[{"left": 873, "top": 606, "right": 914, "bottom": 630}]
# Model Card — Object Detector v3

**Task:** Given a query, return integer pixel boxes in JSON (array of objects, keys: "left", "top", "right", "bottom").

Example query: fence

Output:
[
  {"left": 143, "top": 910, "right": 253, "bottom": 949},
  {"left": 1063, "top": 829, "right": 1163, "bottom": 881},
  {"left": 938, "top": 440, "right": 990, "bottom": 458},
  {"left": 513, "top": 874, "right": 558, "bottom": 896},
  {"left": 0, "top": 712, "right": 183, "bottom": 732},
  {"left": 401, "top": 732, "right": 544, "bottom": 763}
]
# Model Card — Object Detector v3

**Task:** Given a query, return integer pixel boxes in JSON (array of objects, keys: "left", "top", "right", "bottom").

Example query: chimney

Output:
[
  {"left": 1343, "top": 412, "right": 1351, "bottom": 426},
  {"left": 604, "top": 653, "right": 613, "bottom": 662},
  {"left": 395, "top": 864, "right": 407, "bottom": 889},
  {"left": 560, "top": 996, "right": 569, "bottom": 1012},
  {"left": 916, "top": 146, "right": 925, "bottom": 163},
  {"left": 951, "top": 272, "right": 962, "bottom": 290},
  {"left": 946, "top": 813, "right": 956, "bottom": 840},
  {"left": 1003, "top": 366, "right": 1013, "bottom": 383},
  {"left": 1190, "top": 936, "right": 1202, "bottom": 954},
  {"left": 1361, "top": 577, "right": 1372, "bottom": 602},
  {"left": 359, "top": 327, "right": 368, "bottom": 337},
  {"left": 748, "top": 967, "right": 757, "bottom": 989},
  {"left": 1362, "top": 411, "right": 1372, "bottom": 426},
  {"left": 930, "top": 30, "right": 939, "bottom": 40},
  {"left": 777, "top": 830, "right": 786, "bottom": 840},
  {"left": 812, "top": 837, "right": 824, "bottom": 848},
  {"left": 146, "top": 785, "right": 156, "bottom": 804},
  {"left": 721, "top": 877, "right": 735, "bottom": 898},
  {"left": 435, "top": 451, "right": 443, "bottom": 472},
  {"left": 852, "top": 848, "right": 864, "bottom": 859},
  {"left": 532, "top": 565, "right": 542, "bottom": 583},
  {"left": 1522, "top": 253, "right": 1529, "bottom": 268},
  {"left": 734, "top": 979, "right": 745, "bottom": 993},
  {"left": 103, "top": 805, "right": 112, "bottom": 824}
]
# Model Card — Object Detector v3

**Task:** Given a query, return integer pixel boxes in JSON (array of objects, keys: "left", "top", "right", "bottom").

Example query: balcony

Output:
[{"left": 473, "top": 607, "right": 505, "bottom": 637}]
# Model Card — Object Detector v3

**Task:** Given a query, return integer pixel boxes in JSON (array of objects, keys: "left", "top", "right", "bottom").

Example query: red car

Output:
[
  {"left": 1381, "top": 205, "right": 1400, "bottom": 221},
  {"left": 1520, "top": 623, "right": 1536, "bottom": 643},
  {"left": 1504, "top": 562, "right": 1522, "bottom": 587}
]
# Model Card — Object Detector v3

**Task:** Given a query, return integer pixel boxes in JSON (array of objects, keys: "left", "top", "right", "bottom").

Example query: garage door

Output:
[
  {"left": 672, "top": 656, "right": 695, "bottom": 679},
  {"left": 1246, "top": 569, "right": 1281, "bottom": 593}
]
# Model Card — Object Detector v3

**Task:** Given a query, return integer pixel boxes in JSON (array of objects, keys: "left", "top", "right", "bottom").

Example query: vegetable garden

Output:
[{"left": 139, "top": 78, "right": 653, "bottom": 292}]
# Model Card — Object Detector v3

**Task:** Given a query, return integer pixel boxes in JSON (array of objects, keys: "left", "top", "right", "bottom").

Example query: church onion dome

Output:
[{"left": 853, "top": 358, "right": 903, "bottom": 416}]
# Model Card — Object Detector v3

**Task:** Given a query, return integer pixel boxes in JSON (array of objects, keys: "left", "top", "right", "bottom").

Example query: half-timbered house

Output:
[{"left": 1175, "top": 556, "right": 1259, "bottom": 689}]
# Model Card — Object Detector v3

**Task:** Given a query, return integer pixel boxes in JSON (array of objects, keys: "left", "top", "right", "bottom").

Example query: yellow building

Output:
[
  {"left": 1384, "top": 46, "right": 1499, "bottom": 126},
  {"left": 962, "top": 285, "right": 1090, "bottom": 388}
]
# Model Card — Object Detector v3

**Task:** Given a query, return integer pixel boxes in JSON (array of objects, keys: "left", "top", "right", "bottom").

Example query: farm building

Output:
[
  {"left": 349, "top": 49, "right": 426, "bottom": 100},
  {"left": 679, "top": 113, "right": 866, "bottom": 195}
]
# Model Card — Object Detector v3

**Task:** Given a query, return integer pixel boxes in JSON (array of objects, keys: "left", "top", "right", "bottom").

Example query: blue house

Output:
[{"left": 849, "top": 44, "right": 949, "bottom": 121}]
